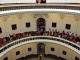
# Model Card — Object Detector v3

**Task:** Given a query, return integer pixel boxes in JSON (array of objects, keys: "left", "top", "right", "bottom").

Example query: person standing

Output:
[
  {"left": 36, "top": 0, "right": 41, "bottom": 4},
  {"left": 36, "top": 0, "right": 46, "bottom": 3},
  {"left": 41, "top": 0, "right": 46, "bottom": 3}
]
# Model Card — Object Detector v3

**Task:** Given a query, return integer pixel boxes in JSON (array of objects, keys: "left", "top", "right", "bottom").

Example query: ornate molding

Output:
[
  {"left": 74, "top": 15, "right": 80, "bottom": 21},
  {"left": 17, "top": 14, "right": 23, "bottom": 19},
  {"left": 60, "top": 13, "right": 64, "bottom": 19},
  {"left": 3, "top": 16, "right": 8, "bottom": 22},
  {"left": 33, "top": 13, "right": 48, "bottom": 18}
]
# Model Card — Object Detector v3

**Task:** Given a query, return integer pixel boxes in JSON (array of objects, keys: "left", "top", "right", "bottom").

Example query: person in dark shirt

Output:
[
  {"left": 36, "top": 0, "right": 41, "bottom": 3},
  {"left": 36, "top": 0, "right": 46, "bottom": 3},
  {"left": 41, "top": 0, "right": 46, "bottom": 3}
]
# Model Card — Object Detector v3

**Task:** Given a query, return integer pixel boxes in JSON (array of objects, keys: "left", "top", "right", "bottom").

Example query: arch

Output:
[
  {"left": 37, "top": 18, "right": 46, "bottom": 33},
  {"left": 37, "top": 43, "right": 45, "bottom": 54}
]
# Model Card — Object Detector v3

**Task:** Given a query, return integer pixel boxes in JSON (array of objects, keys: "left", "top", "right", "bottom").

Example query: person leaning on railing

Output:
[{"left": 0, "top": 29, "right": 80, "bottom": 47}]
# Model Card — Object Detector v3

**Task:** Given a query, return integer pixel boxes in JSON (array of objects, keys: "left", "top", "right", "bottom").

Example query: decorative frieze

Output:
[
  {"left": 60, "top": 13, "right": 64, "bottom": 19},
  {"left": 74, "top": 15, "right": 80, "bottom": 21},
  {"left": 33, "top": 13, "right": 48, "bottom": 18}
]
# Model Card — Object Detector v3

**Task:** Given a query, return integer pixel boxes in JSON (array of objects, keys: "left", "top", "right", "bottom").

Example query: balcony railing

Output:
[
  {"left": 0, "top": 36, "right": 80, "bottom": 55},
  {"left": 0, "top": 4, "right": 80, "bottom": 11}
]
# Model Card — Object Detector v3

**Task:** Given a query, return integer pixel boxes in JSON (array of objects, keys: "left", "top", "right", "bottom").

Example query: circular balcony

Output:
[
  {"left": 0, "top": 36, "right": 80, "bottom": 60},
  {"left": 0, "top": 3, "right": 80, "bottom": 15},
  {"left": 0, "top": 3, "right": 80, "bottom": 60}
]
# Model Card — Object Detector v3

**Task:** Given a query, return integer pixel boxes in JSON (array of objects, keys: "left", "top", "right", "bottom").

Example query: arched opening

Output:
[
  {"left": 37, "top": 43, "right": 45, "bottom": 60},
  {"left": 37, "top": 18, "right": 46, "bottom": 32},
  {"left": 37, "top": 43, "right": 45, "bottom": 54}
]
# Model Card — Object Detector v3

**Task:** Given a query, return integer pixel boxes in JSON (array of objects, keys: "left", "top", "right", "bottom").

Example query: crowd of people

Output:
[{"left": 0, "top": 29, "right": 80, "bottom": 47}]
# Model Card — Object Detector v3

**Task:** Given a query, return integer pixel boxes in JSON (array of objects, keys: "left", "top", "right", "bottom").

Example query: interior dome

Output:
[{"left": 0, "top": 2, "right": 80, "bottom": 60}]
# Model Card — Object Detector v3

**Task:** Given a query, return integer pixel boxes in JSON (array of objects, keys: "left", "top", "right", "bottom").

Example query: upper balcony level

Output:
[
  {"left": 0, "top": 3, "right": 80, "bottom": 10},
  {"left": 0, "top": 3, "right": 80, "bottom": 16}
]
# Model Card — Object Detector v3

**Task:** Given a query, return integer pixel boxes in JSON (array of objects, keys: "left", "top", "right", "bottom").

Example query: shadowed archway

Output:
[{"left": 37, "top": 18, "right": 46, "bottom": 32}]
